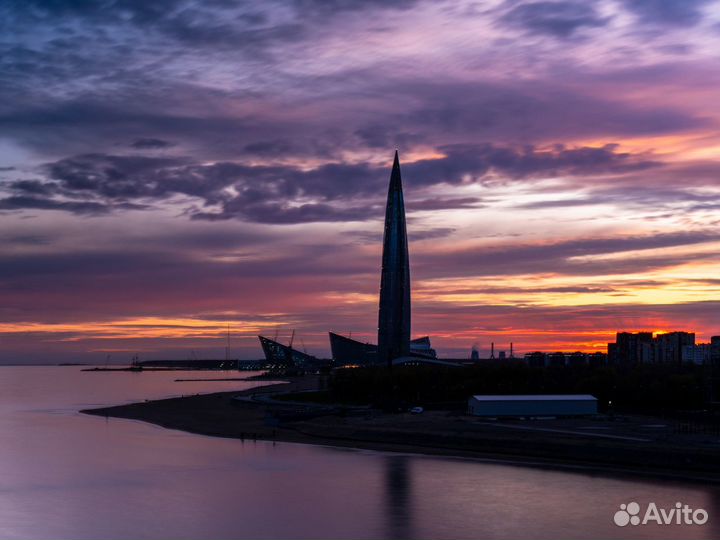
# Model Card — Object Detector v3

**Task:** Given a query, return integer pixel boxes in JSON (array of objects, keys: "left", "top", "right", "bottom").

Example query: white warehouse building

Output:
[{"left": 467, "top": 394, "right": 598, "bottom": 417}]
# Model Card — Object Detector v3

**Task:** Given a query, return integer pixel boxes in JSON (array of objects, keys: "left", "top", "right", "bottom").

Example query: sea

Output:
[{"left": 0, "top": 366, "right": 717, "bottom": 540}]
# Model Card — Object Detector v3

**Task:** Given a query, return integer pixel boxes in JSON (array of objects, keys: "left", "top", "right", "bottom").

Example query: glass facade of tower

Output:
[{"left": 377, "top": 151, "right": 411, "bottom": 365}]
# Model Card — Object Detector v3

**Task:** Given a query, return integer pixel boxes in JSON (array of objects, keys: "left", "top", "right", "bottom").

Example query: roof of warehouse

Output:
[{"left": 470, "top": 394, "right": 597, "bottom": 401}]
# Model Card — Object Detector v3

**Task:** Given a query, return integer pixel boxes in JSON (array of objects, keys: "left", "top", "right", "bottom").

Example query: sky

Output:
[{"left": 2, "top": 0, "right": 720, "bottom": 363}]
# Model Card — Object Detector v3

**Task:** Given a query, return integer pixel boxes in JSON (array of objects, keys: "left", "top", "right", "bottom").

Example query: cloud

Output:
[
  {"left": 192, "top": 201, "right": 375, "bottom": 224},
  {"left": 517, "top": 198, "right": 600, "bottom": 209},
  {"left": 414, "top": 300, "right": 720, "bottom": 341},
  {"left": 1, "top": 234, "right": 52, "bottom": 246},
  {"left": 243, "top": 139, "right": 294, "bottom": 156},
  {"left": 0, "top": 237, "right": 372, "bottom": 330},
  {"left": 499, "top": 1, "right": 609, "bottom": 38},
  {"left": 131, "top": 138, "right": 175, "bottom": 149},
  {"left": 8, "top": 180, "right": 56, "bottom": 196},
  {"left": 405, "top": 143, "right": 658, "bottom": 186},
  {"left": 409, "top": 227, "right": 457, "bottom": 241},
  {"left": 433, "top": 285, "right": 617, "bottom": 295},
  {"left": 0, "top": 54, "right": 710, "bottom": 161},
  {"left": 2, "top": 143, "right": 658, "bottom": 222},
  {"left": 14, "top": 0, "right": 420, "bottom": 20},
  {"left": 45, "top": 154, "right": 185, "bottom": 196},
  {"left": 4, "top": 0, "right": 421, "bottom": 65},
  {"left": 621, "top": 0, "right": 712, "bottom": 26},
  {"left": 3, "top": 0, "right": 720, "bottom": 363},
  {"left": 396, "top": 79, "right": 708, "bottom": 144},
  {"left": 516, "top": 184, "right": 714, "bottom": 211},
  {"left": 0, "top": 195, "right": 139, "bottom": 215},
  {"left": 415, "top": 231, "right": 720, "bottom": 278},
  {"left": 408, "top": 198, "right": 484, "bottom": 211}
]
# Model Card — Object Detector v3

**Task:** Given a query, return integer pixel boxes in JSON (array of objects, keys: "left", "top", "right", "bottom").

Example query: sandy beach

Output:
[{"left": 81, "top": 375, "right": 720, "bottom": 484}]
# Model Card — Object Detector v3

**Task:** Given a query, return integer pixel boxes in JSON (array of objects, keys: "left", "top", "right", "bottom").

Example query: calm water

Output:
[{"left": 0, "top": 366, "right": 718, "bottom": 540}]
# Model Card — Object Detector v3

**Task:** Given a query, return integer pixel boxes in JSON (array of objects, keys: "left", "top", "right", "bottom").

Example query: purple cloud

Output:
[{"left": 498, "top": 1, "right": 609, "bottom": 38}]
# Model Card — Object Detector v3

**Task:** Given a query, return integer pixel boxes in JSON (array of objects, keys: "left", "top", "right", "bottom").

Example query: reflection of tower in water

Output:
[
  {"left": 709, "top": 489, "right": 720, "bottom": 539},
  {"left": 384, "top": 456, "right": 414, "bottom": 540}
]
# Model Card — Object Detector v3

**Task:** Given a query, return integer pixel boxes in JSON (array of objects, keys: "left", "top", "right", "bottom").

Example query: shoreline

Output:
[{"left": 81, "top": 377, "right": 720, "bottom": 485}]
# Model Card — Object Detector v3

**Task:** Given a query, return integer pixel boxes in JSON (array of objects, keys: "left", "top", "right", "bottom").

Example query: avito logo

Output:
[{"left": 614, "top": 502, "right": 708, "bottom": 527}]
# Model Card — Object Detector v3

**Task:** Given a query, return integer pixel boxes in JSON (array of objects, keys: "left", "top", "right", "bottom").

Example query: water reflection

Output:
[
  {"left": 1, "top": 367, "right": 719, "bottom": 540},
  {"left": 710, "top": 490, "right": 720, "bottom": 536},
  {"left": 384, "top": 456, "right": 413, "bottom": 539}
]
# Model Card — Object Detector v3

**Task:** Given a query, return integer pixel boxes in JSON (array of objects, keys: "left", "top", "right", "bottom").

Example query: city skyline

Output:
[{"left": 2, "top": 1, "right": 720, "bottom": 362}]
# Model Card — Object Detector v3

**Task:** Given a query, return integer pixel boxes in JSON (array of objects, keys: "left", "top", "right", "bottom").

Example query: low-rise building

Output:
[{"left": 467, "top": 394, "right": 598, "bottom": 417}]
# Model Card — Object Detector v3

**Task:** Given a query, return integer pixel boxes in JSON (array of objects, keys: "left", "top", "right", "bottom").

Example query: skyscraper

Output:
[
  {"left": 327, "top": 152, "right": 436, "bottom": 367},
  {"left": 377, "top": 151, "right": 411, "bottom": 366}
]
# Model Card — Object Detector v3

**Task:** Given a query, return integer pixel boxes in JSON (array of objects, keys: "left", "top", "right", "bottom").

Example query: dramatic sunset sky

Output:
[{"left": 2, "top": 0, "right": 720, "bottom": 363}]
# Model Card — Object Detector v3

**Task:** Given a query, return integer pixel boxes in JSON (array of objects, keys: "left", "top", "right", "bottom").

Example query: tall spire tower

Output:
[{"left": 378, "top": 151, "right": 411, "bottom": 366}]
